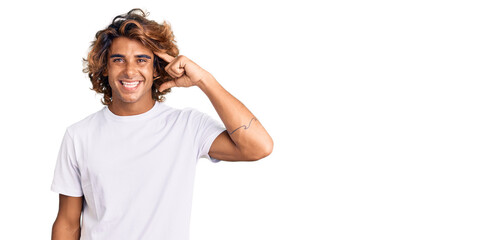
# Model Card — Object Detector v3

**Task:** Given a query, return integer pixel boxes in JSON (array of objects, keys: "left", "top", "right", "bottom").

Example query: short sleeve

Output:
[
  {"left": 194, "top": 110, "right": 226, "bottom": 163},
  {"left": 50, "top": 129, "right": 83, "bottom": 197}
]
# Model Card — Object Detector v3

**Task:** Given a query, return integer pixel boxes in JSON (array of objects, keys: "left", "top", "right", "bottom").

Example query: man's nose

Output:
[{"left": 125, "top": 61, "right": 137, "bottom": 78}]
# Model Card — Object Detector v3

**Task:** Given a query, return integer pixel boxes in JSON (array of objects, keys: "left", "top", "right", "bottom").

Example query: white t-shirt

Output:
[{"left": 51, "top": 101, "right": 226, "bottom": 240}]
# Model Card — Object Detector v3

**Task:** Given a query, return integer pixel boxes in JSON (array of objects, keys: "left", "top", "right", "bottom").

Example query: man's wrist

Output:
[{"left": 196, "top": 74, "right": 219, "bottom": 93}]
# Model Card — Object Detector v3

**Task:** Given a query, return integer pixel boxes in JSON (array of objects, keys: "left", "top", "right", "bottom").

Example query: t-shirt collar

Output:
[{"left": 103, "top": 101, "right": 160, "bottom": 122}]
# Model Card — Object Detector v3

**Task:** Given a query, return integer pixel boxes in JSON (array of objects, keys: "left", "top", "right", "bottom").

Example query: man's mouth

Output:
[{"left": 120, "top": 80, "right": 143, "bottom": 89}]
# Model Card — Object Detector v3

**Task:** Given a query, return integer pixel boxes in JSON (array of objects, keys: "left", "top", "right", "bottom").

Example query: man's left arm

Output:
[
  {"left": 197, "top": 75, "right": 273, "bottom": 161},
  {"left": 156, "top": 53, "right": 273, "bottom": 161}
]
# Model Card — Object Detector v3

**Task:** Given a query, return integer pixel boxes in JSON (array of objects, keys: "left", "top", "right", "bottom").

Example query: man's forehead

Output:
[{"left": 108, "top": 37, "right": 153, "bottom": 56}]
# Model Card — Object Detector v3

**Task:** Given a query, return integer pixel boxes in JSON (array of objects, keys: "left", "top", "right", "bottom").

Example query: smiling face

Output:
[{"left": 105, "top": 37, "right": 156, "bottom": 113}]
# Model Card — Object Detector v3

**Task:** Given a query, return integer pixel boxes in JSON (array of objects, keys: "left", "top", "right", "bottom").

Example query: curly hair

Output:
[{"left": 83, "top": 8, "right": 179, "bottom": 105}]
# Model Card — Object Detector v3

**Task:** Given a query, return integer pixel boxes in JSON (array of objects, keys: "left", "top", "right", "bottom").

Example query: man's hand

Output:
[{"left": 155, "top": 52, "right": 213, "bottom": 91}]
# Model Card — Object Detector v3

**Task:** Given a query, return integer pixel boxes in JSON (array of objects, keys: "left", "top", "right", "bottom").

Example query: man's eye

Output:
[
  {"left": 138, "top": 59, "right": 147, "bottom": 63},
  {"left": 113, "top": 58, "right": 124, "bottom": 63}
]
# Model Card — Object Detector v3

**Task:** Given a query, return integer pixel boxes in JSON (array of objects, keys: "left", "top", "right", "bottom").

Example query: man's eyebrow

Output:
[
  {"left": 135, "top": 54, "right": 152, "bottom": 59},
  {"left": 109, "top": 54, "right": 152, "bottom": 59}
]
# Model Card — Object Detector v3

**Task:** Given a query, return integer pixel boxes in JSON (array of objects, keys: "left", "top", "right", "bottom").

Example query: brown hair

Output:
[{"left": 83, "top": 8, "right": 178, "bottom": 105}]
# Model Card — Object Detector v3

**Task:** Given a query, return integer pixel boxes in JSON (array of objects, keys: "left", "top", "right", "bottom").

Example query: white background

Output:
[{"left": 0, "top": 0, "right": 502, "bottom": 239}]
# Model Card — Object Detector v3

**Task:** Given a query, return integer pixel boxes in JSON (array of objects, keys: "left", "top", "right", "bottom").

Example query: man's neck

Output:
[{"left": 108, "top": 99, "right": 156, "bottom": 116}]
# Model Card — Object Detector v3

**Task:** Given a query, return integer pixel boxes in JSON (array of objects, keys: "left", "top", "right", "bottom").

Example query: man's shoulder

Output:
[
  {"left": 65, "top": 108, "right": 105, "bottom": 137},
  {"left": 161, "top": 104, "right": 207, "bottom": 119},
  {"left": 63, "top": 104, "right": 211, "bottom": 136},
  {"left": 157, "top": 104, "right": 216, "bottom": 130}
]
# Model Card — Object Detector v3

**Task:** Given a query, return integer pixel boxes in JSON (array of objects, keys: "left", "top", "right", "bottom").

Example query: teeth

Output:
[{"left": 121, "top": 81, "right": 140, "bottom": 88}]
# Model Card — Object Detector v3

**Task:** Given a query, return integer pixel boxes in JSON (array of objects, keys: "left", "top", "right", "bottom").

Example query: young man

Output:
[{"left": 51, "top": 9, "right": 273, "bottom": 240}]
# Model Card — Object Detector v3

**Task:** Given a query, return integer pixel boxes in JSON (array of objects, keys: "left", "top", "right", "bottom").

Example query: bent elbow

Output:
[{"left": 247, "top": 139, "right": 274, "bottom": 161}]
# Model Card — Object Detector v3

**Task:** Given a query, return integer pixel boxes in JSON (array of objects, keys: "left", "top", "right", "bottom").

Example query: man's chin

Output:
[
  {"left": 119, "top": 98, "right": 140, "bottom": 104},
  {"left": 111, "top": 88, "right": 152, "bottom": 105},
  {"left": 114, "top": 94, "right": 141, "bottom": 104}
]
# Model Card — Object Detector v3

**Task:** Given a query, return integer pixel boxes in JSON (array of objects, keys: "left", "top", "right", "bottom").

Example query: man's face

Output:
[{"left": 105, "top": 37, "right": 156, "bottom": 105}]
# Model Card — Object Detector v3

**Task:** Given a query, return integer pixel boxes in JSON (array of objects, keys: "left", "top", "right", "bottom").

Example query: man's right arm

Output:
[{"left": 52, "top": 194, "right": 83, "bottom": 240}]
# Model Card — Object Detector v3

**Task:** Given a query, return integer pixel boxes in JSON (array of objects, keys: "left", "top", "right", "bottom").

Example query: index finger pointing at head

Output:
[{"left": 154, "top": 51, "right": 175, "bottom": 63}]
